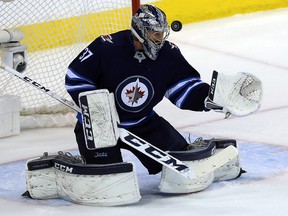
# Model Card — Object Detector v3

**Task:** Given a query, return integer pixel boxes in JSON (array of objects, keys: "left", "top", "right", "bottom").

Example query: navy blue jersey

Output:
[{"left": 66, "top": 30, "right": 209, "bottom": 128}]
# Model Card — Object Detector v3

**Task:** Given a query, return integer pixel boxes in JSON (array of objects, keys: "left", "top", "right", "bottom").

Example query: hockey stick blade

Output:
[{"left": 119, "top": 128, "right": 196, "bottom": 179}]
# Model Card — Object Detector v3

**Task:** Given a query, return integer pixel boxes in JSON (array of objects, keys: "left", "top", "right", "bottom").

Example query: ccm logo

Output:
[
  {"left": 81, "top": 104, "right": 94, "bottom": 141},
  {"left": 23, "top": 76, "right": 50, "bottom": 92},
  {"left": 124, "top": 133, "right": 188, "bottom": 172},
  {"left": 54, "top": 162, "right": 73, "bottom": 173}
]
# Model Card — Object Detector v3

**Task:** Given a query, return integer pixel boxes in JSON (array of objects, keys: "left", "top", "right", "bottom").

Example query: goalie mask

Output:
[{"left": 131, "top": 4, "right": 170, "bottom": 60}]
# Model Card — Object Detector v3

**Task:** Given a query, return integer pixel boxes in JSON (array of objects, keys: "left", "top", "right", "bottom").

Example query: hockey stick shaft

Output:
[
  {"left": 1, "top": 65, "right": 80, "bottom": 112},
  {"left": 119, "top": 129, "right": 193, "bottom": 178},
  {"left": 2, "top": 65, "right": 195, "bottom": 179}
]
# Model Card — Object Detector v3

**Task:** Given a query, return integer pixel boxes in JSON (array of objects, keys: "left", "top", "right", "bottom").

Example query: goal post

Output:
[
  {"left": 132, "top": 0, "right": 141, "bottom": 15},
  {"left": 0, "top": 0, "right": 140, "bottom": 128}
]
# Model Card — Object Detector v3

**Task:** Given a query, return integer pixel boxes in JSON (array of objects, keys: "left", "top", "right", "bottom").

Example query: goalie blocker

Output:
[{"left": 79, "top": 89, "right": 120, "bottom": 150}]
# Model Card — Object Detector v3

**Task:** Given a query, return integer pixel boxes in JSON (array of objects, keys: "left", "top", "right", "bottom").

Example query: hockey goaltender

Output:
[{"left": 22, "top": 4, "right": 262, "bottom": 206}]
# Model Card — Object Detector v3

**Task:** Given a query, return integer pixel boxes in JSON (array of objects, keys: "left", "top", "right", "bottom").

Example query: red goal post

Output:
[{"left": 132, "top": 0, "right": 141, "bottom": 15}]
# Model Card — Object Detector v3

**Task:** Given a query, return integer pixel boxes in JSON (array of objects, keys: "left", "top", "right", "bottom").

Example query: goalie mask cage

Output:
[{"left": 0, "top": 0, "right": 140, "bottom": 128}]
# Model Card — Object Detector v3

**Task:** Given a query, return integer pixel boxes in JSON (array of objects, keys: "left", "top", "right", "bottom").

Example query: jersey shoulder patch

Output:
[
  {"left": 168, "top": 41, "right": 179, "bottom": 50},
  {"left": 100, "top": 34, "right": 114, "bottom": 44}
]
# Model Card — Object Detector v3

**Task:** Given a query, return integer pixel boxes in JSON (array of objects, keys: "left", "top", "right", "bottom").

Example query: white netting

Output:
[{"left": 0, "top": 0, "right": 135, "bottom": 128}]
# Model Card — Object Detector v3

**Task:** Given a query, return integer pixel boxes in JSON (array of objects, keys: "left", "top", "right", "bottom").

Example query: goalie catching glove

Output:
[{"left": 205, "top": 70, "right": 263, "bottom": 118}]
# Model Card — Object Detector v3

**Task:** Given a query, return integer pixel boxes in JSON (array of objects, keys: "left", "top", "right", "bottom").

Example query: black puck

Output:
[{"left": 171, "top": 20, "right": 182, "bottom": 32}]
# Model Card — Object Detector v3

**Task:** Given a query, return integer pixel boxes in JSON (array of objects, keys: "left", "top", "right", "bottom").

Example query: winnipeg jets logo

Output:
[
  {"left": 79, "top": 48, "right": 93, "bottom": 62},
  {"left": 116, "top": 76, "right": 154, "bottom": 112},
  {"left": 125, "top": 78, "right": 145, "bottom": 105},
  {"left": 134, "top": 51, "right": 146, "bottom": 63}
]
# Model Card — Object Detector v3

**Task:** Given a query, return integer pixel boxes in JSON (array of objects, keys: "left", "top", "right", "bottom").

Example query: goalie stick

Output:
[
  {"left": 1, "top": 65, "right": 237, "bottom": 180},
  {"left": 122, "top": 128, "right": 193, "bottom": 178},
  {"left": 1, "top": 65, "right": 80, "bottom": 112},
  {"left": 1, "top": 65, "right": 195, "bottom": 179}
]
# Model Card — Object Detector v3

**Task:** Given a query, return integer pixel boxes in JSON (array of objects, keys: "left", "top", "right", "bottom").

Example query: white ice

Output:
[{"left": 1, "top": 8, "right": 288, "bottom": 216}]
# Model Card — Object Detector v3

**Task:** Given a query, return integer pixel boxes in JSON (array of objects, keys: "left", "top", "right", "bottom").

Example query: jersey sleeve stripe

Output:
[
  {"left": 119, "top": 111, "right": 155, "bottom": 128},
  {"left": 65, "top": 83, "right": 97, "bottom": 92},
  {"left": 67, "top": 68, "right": 95, "bottom": 84},
  {"left": 165, "top": 77, "right": 200, "bottom": 99},
  {"left": 175, "top": 82, "right": 204, "bottom": 108}
]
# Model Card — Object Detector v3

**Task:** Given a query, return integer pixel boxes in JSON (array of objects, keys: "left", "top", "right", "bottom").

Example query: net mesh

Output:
[
  {"left": 227, "top": 72, "right": 263, "bottom": 116},
  {"left": 0, "top": 0, "right": 133, "bottom": 121},
  {"left": 240, "top": 75, "right": 262, "bottom": 102}
]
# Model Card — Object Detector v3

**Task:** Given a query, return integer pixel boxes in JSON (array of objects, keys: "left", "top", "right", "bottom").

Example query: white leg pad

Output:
[
  {"left": 159, "top": 146, "right": 239, "bottom": 193},
  {"left": 159, "top": 167, "right": 214, "bottom": 194},
  {"left": 26, "top": 167, "right": 58, "bottom": 199},
  {"left": 25, "top": 154, "right": 141, "bottom": 206},
  {"left": 56, "top": 167, "right": 141, "bottom": 206},
  {"left": 213, "top": 153, "right": 241, "bottom": 181}
]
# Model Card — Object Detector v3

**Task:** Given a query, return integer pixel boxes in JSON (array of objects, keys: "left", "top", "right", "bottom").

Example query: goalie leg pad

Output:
[
  {"left": 159, "top": 167, "right": 214, "bottom": 194},
  {"left": 25, "top": 152, "right": 65, "bottom": 199},
  {"left": 56, "top": 167, "right": 140, "bottom": 206},
  {"left": 25, "top": 166, "right": 58, "bottom": 199},
  {"left": 213, "top": 151, "right": 241, "bottom": 182},
  {"left": 24, "top": 152, "right": 141, "bottom": 206},
  {"left": 210, "top": 139, "right": 242, "bottom": 181},
  {"left": 159, "top": 145, "right": 239, "bottom": 193}
]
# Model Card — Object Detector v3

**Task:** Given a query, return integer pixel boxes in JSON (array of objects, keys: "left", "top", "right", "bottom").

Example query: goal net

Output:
[{"left": 0, "top": 0, "right": 140, "bottom": 128}]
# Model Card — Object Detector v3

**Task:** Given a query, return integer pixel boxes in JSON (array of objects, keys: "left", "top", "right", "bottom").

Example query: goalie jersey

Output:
[{"left": 65, "top": 30, "right": 209, "bottom": 128}]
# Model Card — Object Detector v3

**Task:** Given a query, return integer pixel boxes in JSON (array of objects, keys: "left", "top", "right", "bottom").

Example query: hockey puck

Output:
[{"left": 171, "top": 20, "right": 182, "bottom": 32}]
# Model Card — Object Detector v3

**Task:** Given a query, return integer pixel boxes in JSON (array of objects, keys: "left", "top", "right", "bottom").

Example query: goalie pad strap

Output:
[
  {"left": 168, "top": 139, "right": 236, "bottom": 161},
  {"left": 27, "top": 153, "right": 133, "bottom": 175},
  {"left": 168, "top": 140, "right": 216, "bottom": 161}
]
